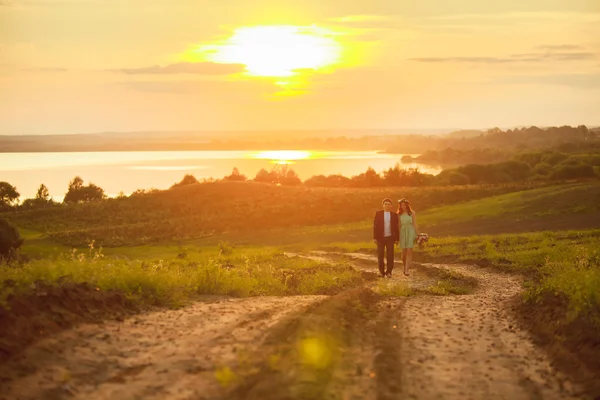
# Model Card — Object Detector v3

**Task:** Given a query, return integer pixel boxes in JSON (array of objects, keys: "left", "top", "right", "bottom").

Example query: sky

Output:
[{"left": 1, "top": 0, "right": 599, "bottom": 135}]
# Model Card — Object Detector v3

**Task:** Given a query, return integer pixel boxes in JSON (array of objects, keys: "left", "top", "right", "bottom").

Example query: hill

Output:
[
  {"left": 2, "top": 181, "right": 547, "bottom": 247},
  {"left": 419, "top": 181, "right": 600, "bottom": 236},
  {"left": 259, "top": 181, "right": 600, "bottom": 247}
]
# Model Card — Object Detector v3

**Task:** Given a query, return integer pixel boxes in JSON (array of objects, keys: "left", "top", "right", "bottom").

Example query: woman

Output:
[{"left": 398, "top": 198, "right": 419, "bottom": 276}]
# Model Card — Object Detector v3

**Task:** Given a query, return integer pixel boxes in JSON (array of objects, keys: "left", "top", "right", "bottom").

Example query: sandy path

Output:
[
  {"left": 0, "top": 295, "right": 325, "bottom": 400},
  {"left": 392, "top": 262, "right": 583, "bottom": 400},
  {"left": 0, "top": 252, "right": 589, "bottom": 400},
  {"left": 310, "top": 252, "right": 586, "bottom": 400}
]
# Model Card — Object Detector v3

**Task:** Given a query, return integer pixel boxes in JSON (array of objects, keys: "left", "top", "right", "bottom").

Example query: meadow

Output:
[
  {"left": 3, "top": 180, "right": 551, "bottom": 248},
  {"left": 1, "top": 179, "right": 599, "bottom": 385}
]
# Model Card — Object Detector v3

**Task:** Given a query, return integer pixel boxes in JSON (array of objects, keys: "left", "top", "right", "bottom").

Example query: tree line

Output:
[{"left": 1, "top": 147, "right": 599, "bottom": 212}]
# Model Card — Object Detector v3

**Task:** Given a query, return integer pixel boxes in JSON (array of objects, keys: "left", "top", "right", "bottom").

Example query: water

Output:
[{"left": 0, "top": 150, "right": 443, "bottom": 200}]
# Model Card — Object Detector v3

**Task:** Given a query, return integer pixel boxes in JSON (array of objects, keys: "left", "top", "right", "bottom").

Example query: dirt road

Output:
[{"left": 0, "top": 253, "right": 589, "bottom": 400}]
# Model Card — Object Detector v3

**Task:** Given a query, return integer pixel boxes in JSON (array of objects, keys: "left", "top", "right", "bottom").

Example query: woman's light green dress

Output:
[{"left": 399, "top": 213, "right": 416, "bottom": 249}]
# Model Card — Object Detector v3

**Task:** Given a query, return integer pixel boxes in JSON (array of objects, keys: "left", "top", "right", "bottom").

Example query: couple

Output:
[{"left": 373, "top": 198, "right": 419, "bottom": 278}]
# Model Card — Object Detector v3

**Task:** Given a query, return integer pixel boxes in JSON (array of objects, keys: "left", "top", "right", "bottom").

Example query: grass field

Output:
[
  {"left": 1, "top": 179, "right": 599, "bottom": 394},
  {"left": 2, "top": 181, "right": 551, "bottom": 247},
  {"left": 254, "top": 181, "right": 600, "bottom": 248},
  {"left": 321, "top": 229, "right": 600, "bottom": 327},
  {"left": 0, "top": 245, "right": 366, "bottom": 310}
]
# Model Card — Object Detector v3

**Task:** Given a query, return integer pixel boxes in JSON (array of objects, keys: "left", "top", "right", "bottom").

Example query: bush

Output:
[
  {"left": 446, "top": 172, "right": 471, "bottom": 185},
  {"left": 542, "top": 152, "right": 568, "bottom": 166},
  {"left": 0, "top": 219, "right": 23, "bottom": 263},
  {"left": 533, "top": 163, "right": 553, "bottom": 176},
  {"left": 222, "top": 167, "right": 247, "bottom": 182},
  {"left": 495, "top": 160, "right": 532, "bottom": 181},
  {"left": 551, "top": 164, "right": 597, "bottom": 180},
  {"left": 171, "top": 174, "right": 200, "bottom": 188},
  {"left": 305, "top": 174, "right": 352, "bottom": 187},
  {"left": 533, "top": 247, "right": 600, "bottom": 326}
]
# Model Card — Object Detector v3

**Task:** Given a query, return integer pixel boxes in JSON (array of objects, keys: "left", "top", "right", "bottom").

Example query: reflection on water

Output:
[{"left": 0, "top": 150, "right": 444, "bottom": 200}]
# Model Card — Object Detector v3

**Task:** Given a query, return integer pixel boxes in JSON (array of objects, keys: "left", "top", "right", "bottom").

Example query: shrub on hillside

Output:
[
  {"left": 542, "top": 152, "right": 568, "bottom": 166},
  {"left": 222, "top": 167, "right": 247, "bottom": 182},
  {"left": 495, "top": 160, "right": 532, "bottom": 181},
  {"left": 0, "top": 219, "right": 23, "bottom": 263},
  {"left": 551, "top": 164, "right": 597, "bottom": 180},
  {"left": 532, "top": 163, "right": 553, "bottom": 176},
  {"left": 171, "top": 174, "right": 200, "bottom": 189},
  {"left": 305, "top": 174, "right": 352, "bottom": 187}
]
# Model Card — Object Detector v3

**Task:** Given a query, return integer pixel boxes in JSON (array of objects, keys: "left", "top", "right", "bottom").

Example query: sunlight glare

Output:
[
  {"left": 194, "top": 26, "right": 343, "bottom": 78},
  {"left": 250, "top": 150, "right": 313, "bottom": 164}
]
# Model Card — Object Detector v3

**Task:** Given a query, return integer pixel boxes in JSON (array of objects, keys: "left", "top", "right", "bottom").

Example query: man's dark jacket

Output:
[{"left": 373, "top": 210, "right": 400, "bottom": 241}]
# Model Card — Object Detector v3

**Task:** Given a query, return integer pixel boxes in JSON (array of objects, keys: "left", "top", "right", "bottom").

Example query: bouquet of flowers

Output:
[{"left": 416, "top": 232, "right": 429, "bottom": 247}]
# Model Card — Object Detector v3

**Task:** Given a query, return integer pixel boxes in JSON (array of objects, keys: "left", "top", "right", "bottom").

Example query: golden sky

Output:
[{"left": 1, "top": 0, "right": 599, "bottom": 135}]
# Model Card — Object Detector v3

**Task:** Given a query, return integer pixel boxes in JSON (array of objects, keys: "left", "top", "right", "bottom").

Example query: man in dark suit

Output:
[{"left": 373, "top": 198, "right": 400, "bottom": 278}]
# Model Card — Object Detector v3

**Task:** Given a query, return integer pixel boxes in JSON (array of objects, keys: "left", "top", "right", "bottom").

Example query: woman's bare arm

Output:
[{"left": 412, "top": 211, "right": 419, "bottom": 234}]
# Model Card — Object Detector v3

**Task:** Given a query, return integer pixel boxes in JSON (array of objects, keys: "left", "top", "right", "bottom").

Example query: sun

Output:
[{"left": 192, "top": 25, "right": 343, "bottom": 78}]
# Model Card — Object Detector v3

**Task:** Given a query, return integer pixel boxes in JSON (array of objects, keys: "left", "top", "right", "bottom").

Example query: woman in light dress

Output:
[{"left": 398, "top": 198, "right": 419, "bottom": 276}]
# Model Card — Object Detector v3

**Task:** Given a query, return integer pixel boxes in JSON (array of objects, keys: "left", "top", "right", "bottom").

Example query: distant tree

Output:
[
  {"left": 278, "top": 165, "right": 302, "bottom": 186},
  {"left": 577, "top": 125, "right": 590, "bottom": 140},
  {"left": 64, "top": 177, "right": 105, "bottom": 203},
  {"left": 351, "top": 167, "right": 383, "bottom": 187},
  {"left": 68, "top": 176, "right": 84, "bottom": 192},
  {"left": 0, "top": 182, "right": 20, "bottom": 209},
  {"left": 223, "top": 167, "right": 247, "bottom": 182},
  {"left": 171, "top": 174, "right": 199, "bottom": 189},
  {"left": 254, "top": 168, "right": 272, "bottom": 183},
  {"left": 0, "top": 218, "right": 23, "bottom": 263},
  {"left": 253, "top": 165, "right": 301, "bottom": 185},
  {"left": 20, "top": 183, "right": 56, "bottom": 210},
  {"left": 305, "top": 174, "right": 351, "bottom": 187},
  {"left": 36, "top": 184, "right": 50, "bottom": 201}
]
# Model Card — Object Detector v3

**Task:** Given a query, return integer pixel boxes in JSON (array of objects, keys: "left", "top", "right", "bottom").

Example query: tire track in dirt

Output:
[
  {"left": 221, "top": 287, "right": 381, "bottom": 400},
  {"left": 0, "top": 295, "right": 325, "bottom": 400},
  {"left": 312, "top": 252, "right": 587, "bottom": 400}
]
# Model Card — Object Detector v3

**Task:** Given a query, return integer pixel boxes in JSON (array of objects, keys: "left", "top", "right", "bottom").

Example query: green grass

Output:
[
  {"left": 324, "top": 229, "right": 600, "bottom": 326},
  {"left": 2, "top": 180, "right": 551, "bottom": 247},
  {"left": 418, "top": 182, "right": 600, "bottom": 235},
  {"left": 17, "top": 228, "right": 70, "bottom": 258},
  {"left": 374, "top": 280, "right": 414, "bottom": 297},
  {"left": 254, "top": 181, "right": 600, "bottom": 249},
  {"left": 0, "top": 246, "right": 363, "bottom": 309},
  {"left": 424, "top": 268, "right": 478, "bottom": 295}
]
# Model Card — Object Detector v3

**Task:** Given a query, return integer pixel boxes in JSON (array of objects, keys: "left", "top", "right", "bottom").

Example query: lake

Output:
[{"left": 0, "top": 150, "right": 443, "bottom": 200}]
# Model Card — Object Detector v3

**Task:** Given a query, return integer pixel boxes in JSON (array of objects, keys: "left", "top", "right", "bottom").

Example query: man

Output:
[{"left": 373, "top": 198, "right": 400, "bottom": 278}]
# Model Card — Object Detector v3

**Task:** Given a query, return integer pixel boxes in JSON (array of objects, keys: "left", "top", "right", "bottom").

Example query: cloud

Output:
[
  {"left": 116, "top": 62, "right": 245, "bottom": 75},
  {"left": 536, "top": 44, "right": 583, "bottom": 51},
  {"left": 409, "top": 51, "right": 596, "bottom": 64},
  {"left": 494, "top": 73, "right": 600, "bottom": 89},
  {"left": 1, "top": 0, "right": 102, "bottom": 6},
  {"left": 329, "top": 15, "right": 392, "bottom": 23},
  {"left": 117, "top": 79, "right": 273, "bottom": 95},
  {"left": 21, "top": 66, "right": 67, "bottom": 72},
  {"left": 409, "top": 57, "right": 514, "bottom": 64}
]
